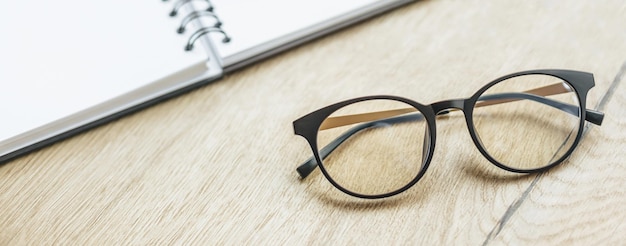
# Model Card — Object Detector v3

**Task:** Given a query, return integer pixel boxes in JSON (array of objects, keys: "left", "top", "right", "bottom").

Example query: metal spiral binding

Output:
[
  {"left": 177, "top": 11, "right": 221, "bottom": 34},
  {"left": 167, "top": 0, "right": 231, "bottom": 51},
  {"left": 165, "top": 0, "right": 214, "bottom": 17},
  {"left": 185, "top": 27, "right": 230, "bottom": 51}
]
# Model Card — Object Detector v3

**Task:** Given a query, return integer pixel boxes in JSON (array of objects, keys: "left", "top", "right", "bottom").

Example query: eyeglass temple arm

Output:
[
  {"left": 297, "top": 83, "right": 605, "bottom": 179},
  {"left": 476, "top": 93, "right": 604, "bottom": 125},
  {"left": 319, "top": 83, "right": 603, "bottom": 131}
]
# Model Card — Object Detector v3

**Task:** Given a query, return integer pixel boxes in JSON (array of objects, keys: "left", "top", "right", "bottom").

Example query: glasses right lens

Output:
[
  {"left": 316, "top": 99, "right": 429, "bottom": 197},
  {"left": 472, "top": 74, "right": 581, "bottom": 170}
]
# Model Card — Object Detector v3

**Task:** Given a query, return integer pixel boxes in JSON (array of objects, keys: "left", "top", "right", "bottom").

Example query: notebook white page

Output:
[
  {"left": 0, "top": 1, "right": 208, "bottom": 143},
  {"left": 0, "top": 0, "right": 413, "bottom": 162},
  {"left": 200, "top": 0, "right": 410, "bottom": 70}
]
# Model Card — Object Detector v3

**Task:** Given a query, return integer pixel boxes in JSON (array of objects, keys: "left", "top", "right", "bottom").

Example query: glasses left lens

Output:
[{"left": 316, "top": 99, "right": 429, "bottom": 196}]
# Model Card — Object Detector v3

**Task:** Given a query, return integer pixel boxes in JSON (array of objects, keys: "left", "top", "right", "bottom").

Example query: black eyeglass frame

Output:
[{"left": 293, "top": 69, "right": 604, "bottom": 199}]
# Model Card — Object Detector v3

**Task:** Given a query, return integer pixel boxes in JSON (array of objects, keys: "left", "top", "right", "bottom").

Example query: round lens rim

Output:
[
  {"left": 310, "top": 96, "right": 438, "bottom": 199},
  {"left": 464, "top": 72, "right": 587, "bottom": 173}
]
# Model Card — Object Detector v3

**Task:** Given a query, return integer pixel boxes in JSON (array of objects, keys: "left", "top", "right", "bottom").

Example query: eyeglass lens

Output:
[
  {"left": 316, "top": 99, "right": 429, "bottom": 196},
  {"left": 472, "top": 74, "right": 581, "bottom": 170}
]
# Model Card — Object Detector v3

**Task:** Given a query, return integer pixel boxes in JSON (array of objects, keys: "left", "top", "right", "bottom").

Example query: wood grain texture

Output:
[{"left": 1, "top": 0, "right": 625, "bottom": 245}]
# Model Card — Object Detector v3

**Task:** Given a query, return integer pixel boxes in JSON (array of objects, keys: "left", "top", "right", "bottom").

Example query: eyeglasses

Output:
[{"left": 292, "top": 69, "right": 604, "bottom": 199}]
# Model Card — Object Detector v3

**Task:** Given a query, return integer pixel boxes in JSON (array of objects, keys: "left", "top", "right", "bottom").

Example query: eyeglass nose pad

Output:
[{"left": 422, "top": 127, "right": 431, "bottom": 166}]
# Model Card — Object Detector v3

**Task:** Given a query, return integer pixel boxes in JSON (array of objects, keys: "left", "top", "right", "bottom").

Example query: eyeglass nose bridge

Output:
[{"left": 430, "top": 98, "right": 469, "bottom": 115}]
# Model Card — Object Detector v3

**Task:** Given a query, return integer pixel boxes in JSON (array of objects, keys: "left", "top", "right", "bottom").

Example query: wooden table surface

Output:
[{"left": 1, "top": 1, "right": 625, "bottom": 244}]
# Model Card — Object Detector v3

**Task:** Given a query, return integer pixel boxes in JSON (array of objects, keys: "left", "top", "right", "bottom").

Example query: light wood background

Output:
[{"left": 1, "top": 1, "right": 625, "bottom": 244}]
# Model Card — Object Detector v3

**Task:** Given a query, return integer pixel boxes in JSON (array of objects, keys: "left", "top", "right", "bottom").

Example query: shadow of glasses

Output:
[{"left": 298, "top": 171, "right": 433, "bottom": 210}]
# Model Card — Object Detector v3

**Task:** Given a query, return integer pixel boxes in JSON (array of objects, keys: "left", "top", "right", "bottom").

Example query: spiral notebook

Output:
[{"left": 0, "top": 0, "right": 414, "bottom": 163}]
